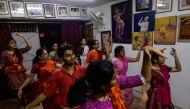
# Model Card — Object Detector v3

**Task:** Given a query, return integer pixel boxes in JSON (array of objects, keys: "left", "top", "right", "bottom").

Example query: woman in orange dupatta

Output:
[
  {"left": 18, "top": 48, "right": 62, "bottom": 109},
  {"left": 0, "top": 32, "right": 31, "bottom": 99}
]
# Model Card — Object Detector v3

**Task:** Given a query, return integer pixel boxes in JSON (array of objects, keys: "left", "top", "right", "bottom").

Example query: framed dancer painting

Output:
[{"left": 111, "top": 0, "right": 132, "bottom": 43}]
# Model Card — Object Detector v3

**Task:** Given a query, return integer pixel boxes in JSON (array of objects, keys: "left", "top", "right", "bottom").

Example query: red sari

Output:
[
  {"left": 0, "top": 47, "right": 31, "bottom": 91},
  {"left": 147, "top": 65, "right": 174, "bottom": 109}
]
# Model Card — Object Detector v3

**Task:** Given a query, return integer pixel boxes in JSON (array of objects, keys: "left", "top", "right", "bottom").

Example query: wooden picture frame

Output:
[
  {"left": 154, "top": 16, "right": 177, "bottom": 45},
  {"left": 179, "top": 0, "right": 190, "bottom": 11},
  {"left": 70, "top": 6, "right": 80, "bottom": 17},
  {"left": 101, "top": 31, "right": 112, "bottom": 49},
  {"left": 56, "top": 5, "right": 69, "bottom": 17},
  {"left": 9, "top": 2, "right": 25, "bottom": 17},
  {"left": 178, "top": 15, "right": 190, "bottom": 42},
  {"left": 0, "top": 1, "right": 9, "bottom": 15},
  {"left": 136, "top": 0, "right": 152, "bottom": 12},
  {"left": 81, "top": 8, "right": 87, "bottom": 17},
  {"left": 43, "top": 3, "right": 55, "bottom": 18},
  {"left": 26, "top": 3, "right": 44, "bottom": 17},
  {"left": 132, "top": 32, "right": 153, "bottom": 50},
  {"left": 156, "top": 0, "right": 172, "bottom": 13}
]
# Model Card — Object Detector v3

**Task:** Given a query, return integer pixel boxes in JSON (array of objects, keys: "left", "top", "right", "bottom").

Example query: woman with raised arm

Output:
[
  {"left": 111, "top": 45, "right": 141, "bottom": 107},
  {"left": 146, "top": 48, "right": 181, "bottom": 109},
  {"left": 0, "top": 32, "right": 31, "bottom": 99}
]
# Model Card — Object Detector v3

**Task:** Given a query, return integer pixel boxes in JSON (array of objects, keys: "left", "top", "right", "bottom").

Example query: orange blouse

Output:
[
  {"left": 85, "top": 50, "right": 102, "bottom": 64},
  {"left": 31, "top": 60, "right": 56, "bottom": 89}
]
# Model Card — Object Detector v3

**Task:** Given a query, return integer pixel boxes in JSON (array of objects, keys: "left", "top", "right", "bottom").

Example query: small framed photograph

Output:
[
  {"left": 156, "top": 0, "right": 172, "bottom": 13},
  {"left": 70, "top": 6, "right": 80, "bottom": 17},
  {"left": 26, "top": 3, "right": 44, "bottom": 17},
  {"left": 178, "top": 15, "right": 190, "bottom": 42},
  {"left": 43, "top": 4, "right": 55, "bottom": 18},
  {"left": 101, "top": 31, "right": 112, "bottom": 49},
  {"left": 0, "top": 1, "right": 9, "bottom": 15},
  {"left": 179, "top": 0, "right": 190, "bottom": 10},
  {"left": 56, "top": 5, "right": 69, "bottom": 17},
  {"left": 136, "top": 0, "right": 152, "bottom": 12},
  {"left": 81, "top": 8, "right": 87, "bottom": 17},
  {"left": 9, "top": 2, "right": 25, "bottom": 17}
]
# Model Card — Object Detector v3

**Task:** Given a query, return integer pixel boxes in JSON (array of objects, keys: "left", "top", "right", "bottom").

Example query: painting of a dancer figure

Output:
[
  {"left": 134, "top": 11, "right": 155, "bottom": 32},
  {"left": 111, "top": 0, "right": 132, "bottom": 43}
]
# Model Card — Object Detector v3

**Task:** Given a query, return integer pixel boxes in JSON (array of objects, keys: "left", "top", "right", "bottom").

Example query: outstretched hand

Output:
[{"left": 170, "top": 47, "right": 177, "bottom": 57}]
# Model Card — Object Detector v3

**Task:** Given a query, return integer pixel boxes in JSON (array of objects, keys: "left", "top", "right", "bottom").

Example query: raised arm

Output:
[
  {"left": 141, "top": 46, "right": 166, "bottom": 81},
  {"left": 16, "top": 32, "right": 32, "bottom": 53},
  {"left": 169, "top": 48, "right": 182, "bottom": 73},
  {"left": 121, "top": 4, "right": 127, "bottom": 15},
  {"left": 138, "top": 17, "right": 143, "bottom": 26}
]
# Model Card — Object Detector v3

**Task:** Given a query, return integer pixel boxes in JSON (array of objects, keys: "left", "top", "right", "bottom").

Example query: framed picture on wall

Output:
[
  {"left": 111, "top": 1, "right": 132, "bottom": 43},
  {"left": 101, "top": 31, "right": 112, "bottom": 50},
  {"left": 132, "top": 32, "right": 153, "bottom": 50},
  {"left": 156, "top": 0, "right": 172, "bottom": 13},
  {"left": 9, "top": 2, "right": 25, "bottom": 17},
  {"left": 134, "top": 11, "right": 155, "bottom": 32},
  {"left": 70, "top": 6, "right": 80, "bottom": 17},
  {"left": 136, "top": 0, "right": 152, "bottom": 12},
  {"left": 81, "top": 8, "right": 87, "bottom": 17},
  {"left": 154, "top": 16, "right": 177, "bottom": 45},
  {"left": 179, "top": 0, "right": 190, "bottom": 10},
  {"left": 0, "top": 1, "right": 9, "bottom": 15},
  {"left": 178, "top": 15, "right": 190, "bottom": 42},
  {"left": 43, "top": 4, "right": 55, "bottom": 18},
  {"left": 26, "top": 3, "right": 44, "bottom": 17},
  {"left": 56, "top": 5, "right": 69, "bottom": 17}
]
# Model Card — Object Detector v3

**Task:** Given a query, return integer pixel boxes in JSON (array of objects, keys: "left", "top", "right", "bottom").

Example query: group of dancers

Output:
[{"left": 0, "top": 33, "right": 181, "bottom": 109}]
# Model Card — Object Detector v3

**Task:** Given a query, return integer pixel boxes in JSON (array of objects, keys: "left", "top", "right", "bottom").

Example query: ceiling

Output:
[{"left": 12, "top": 0, "right": 116, "bottom": 7}]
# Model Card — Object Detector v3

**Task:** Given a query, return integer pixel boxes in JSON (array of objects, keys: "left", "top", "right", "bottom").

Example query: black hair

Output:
[
  {"left": 88, "top": 40, "right": 97, "bottom": 51},
  {"left": 32, "top": 48, "right": 46, "bottom": 64},
  {"left": 68, "top": 60, "right": 115, "bottom": 107},
  {"left": 8, "top": 39, "right": 23, "bottom": 62},
  {"left": 114, "top": 46, "right": 124, "bottom": 57},
  {"left": 151, "top": 52, "right": 159, "bottom": 64},
  {"left": 80, "top": 37, "right": 86, "bottom": 42},
  {"left": 57, "top": 44, "right": 73, "bottom": 59}
]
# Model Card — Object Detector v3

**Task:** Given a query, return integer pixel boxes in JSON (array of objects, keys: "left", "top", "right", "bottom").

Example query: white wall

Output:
[{"left": 93, "top": 0, "right": 190, "bottom": 109}]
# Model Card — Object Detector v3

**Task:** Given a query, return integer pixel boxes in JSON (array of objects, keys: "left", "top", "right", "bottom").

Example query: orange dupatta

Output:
[{"left": 108, "top": 83, "right": 127, "bottom": 109}]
